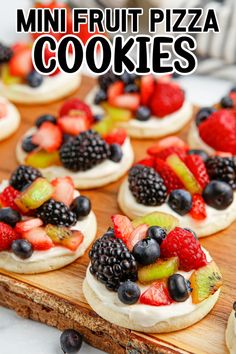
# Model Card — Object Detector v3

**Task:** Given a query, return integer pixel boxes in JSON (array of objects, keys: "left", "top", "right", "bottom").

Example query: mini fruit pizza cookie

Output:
[
  {"left": 83, "top": 212, "right": 222, "bottom": 333},
  {"left": 226, "top": 302, "right": 236, "bottom": 354},
  {"left": 16, "top": 98, "right": 134, "bottom": 189},
  {"left": 86, "top": 72, "right": 193, "bottom": 138},
  {"left": 0, "top": 96, "right": 20, "bottom": 141},
  {"left": 0, "top": 42, "right": 81, "bottom": 104},
  {"left": 118, "top": 137, "right": 236, "bottom": 237},
  {"left": 0, "top": 165, "right": 96, "bottom": 274}
]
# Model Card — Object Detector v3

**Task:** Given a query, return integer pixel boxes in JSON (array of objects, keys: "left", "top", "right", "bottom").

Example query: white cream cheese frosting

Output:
[
  {"left": 16, "top": 128, "right": 134, "bottom": 189},
  {"left": 0, "top": 97, "right": 20, "bottom": 141},
  {"left": 188, "top": 122, "right": 216, "bottom": 154},
  {"left": 85, "top": 86, "right": 193, "bottom": 138},
  {"left": 118, "top": 179, "right": 236, "bottom": 237},
  {"left": 226, "top": 310, "right": 236, "bottom": 354}
]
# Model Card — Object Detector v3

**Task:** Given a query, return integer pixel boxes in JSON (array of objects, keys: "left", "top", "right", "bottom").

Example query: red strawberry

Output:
[
  {"left": 126, "top": 224, "right": 148, "bottom": 251},
  {"left": 15, "top": 218, "right": 43, "bottom": 234},
  {"left": 110, "top": 93, "right": 140, "bottom": 111},
  {"left": 140, "top": 281, "right": 173, "bottom": 306},
  {"left": 111, "top": 214, "right": 134, "bottom": 243},
  {"left": 136, "top": 157, "right": 155, "bottom": 168},
  {"left": 32, "top": 122, "right": 63, "bottom": 153},
  {"left": 104, "top": 128, "right": 127, "bottom": 145},
  {"left": 190, "top": 194, "right": 207, "bottom": 220},
  {"left": 0, "top": 222, "right": 19, "bottom": 251},
  {"left": 161, "top": 227, "right": 207, "bottom": 272},
  {"left": 22, "top": 227, "right": 53, "bottom": 251},
  {"left": 147, "top": 137, "right": 188, "bottom": 155},
  {"left": 150, "top": 82, "right": 185, "bottom": 117},
  {"left": 107, "top": 81, "right": 124, "bottom": 103},
  {"left": 199, "top": 109, "right": 236, "bottom": 154},
  {"left": 0, "top": 186, "right": 20, "bottom": 211},
  {"left": 155, "top": 158, "right": 183, "bottom": 193},
  {"left": 185, "top": 155, "right": 209, "bottom": 189},
  {"left": 140, "top": 75, "right": 155, "bottom": 106},
  {"left": 150, "top": 146, "right": 187, "bottom": 161},
  {"left": 9, "top": 47, "right": 33, "bottom": 78},
  {"left": 61, "top": 230, "right": 84, "bottom": 251},
  {"left": 51, "top": 177, "right": 74, "bottom": 206},
  {"left": 57, "top": 116, "right": 89, "bottom": 136},
  {"left": 59, "top": 98, "right": 93, "bottom": 124},
  {"left": 11, "top": 42, "right": 29, "bottom": 54}
]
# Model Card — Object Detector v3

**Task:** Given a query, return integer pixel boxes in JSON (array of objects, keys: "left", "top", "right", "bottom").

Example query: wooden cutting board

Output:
[{"left": 0, "top": 76, "right": 233, "bottom": 354}]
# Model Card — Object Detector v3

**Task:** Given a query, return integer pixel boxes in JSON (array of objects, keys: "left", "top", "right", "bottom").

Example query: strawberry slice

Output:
[
  {"left": 9, "top": 47, "right": 33, "bottom": 78},
  {"left": 15, "top": 218, "right": 43, "bottom": 234},
  {"left": 57, "top": 115, "right": 90, "bottom": 136},
  {"left": 59, "top": 98, "right": 93, "bottom": 124},
  {"left": 22, "top": 227, "right": 53, "bottom": 250},
  {"left": 32, "top": 122, "right": 63, "bottom": 153},
  {"left": 155, "top": 158, "right": 184, "bottom": 193},
  {"left": 107, "top": 81, "right": 124, "bottom": 103},
  {"left": 0, "top": 186, "right": 20, "bottom": 212},
  {"left": 111, "top": 214, "right": 134, "bottom": 244},
  {"left": 110, "top": 93, "right": 140, "bottom": 111},
  {"left": 150, "top": 146, "right": 187, "bottom": 161},
  {"left": 60, "top": 230, "right": 84, "bottom": 251},
  {"left": 51, "top": 177, "right": 74, "bottom": 206},
  {"left": 126, "top": 224, "right": 148, "bottom": 251},
  {"left": 136, "top": 157, "right": 155, "bottom": 168},
  {"left": 190, "top": 194, "right": 207, "bottom": 220},
  {"left": 0, "top": 222, "right": 19, "bottom": 251},
  {"left": 104, "top": 128, "right": 127, "bottom": 145},
  {"left": 147, "top": 137, "right": 188, "bottom": 155},
  {"left": 140, "top": 75, "right": 155, "bottom": 106},
  {"left": 185, "top": 155, "right": 209, "bottom": 189},
  {"left": 140, "top": 281, "right": 173, "bottom": 306}
]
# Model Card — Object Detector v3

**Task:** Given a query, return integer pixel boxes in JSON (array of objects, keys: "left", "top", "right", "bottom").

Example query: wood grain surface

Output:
[{"left": 0, "top": 76, "right": 233, "bottom": 354}]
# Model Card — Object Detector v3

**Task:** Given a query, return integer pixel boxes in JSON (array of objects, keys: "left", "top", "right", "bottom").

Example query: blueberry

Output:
[
  {"left": 26, "top": 70, "right": 43, "bottom": 88},
  {"left": 230, "top": 86, "right": 236, "bottom": 93},
  {"left": 93, "top": 114, "right": 103, "bottom": 122},
  {"left": 117, "top": 280, "right": 140, "bottom": 305},
  {"left": 220, "top": 95, "right": 234, "bottom": 108},
  {"left": 187, "top": 149, "right": 209, "bottom": 163},
  {"left": 94, "top": 89, "right": 107, "bottom": 104},
  {"left": 195, "top": 107, "right": 215, "bottom": 126},
  {"left": 168, "top": 274, "right": 189, "bottom": 302},
  {"left": 70, "top": 196, "right": 91, "bottom": 219},
  {"left": 11, "top": 239, "right": 33, "bottom": 259},
  {"left": 35, "top": 114, "right": 57, "bottom": 128},
  {"left": 146, "top": 226, "right": 167, "bottom": 244},
  {"left": 124, "top": 83, "right": 139, "bottom": 93},
  {"left": 21, "top": 135, "right": 38, "bottom": 153},
  {"left": 136, "top": 106, "right": 151, "bottom": 121},
  {"left": 0, "top": 207, "right": 21, "bottom": 227},
  {"left": 60, "top": 329, "right": 83, "bottom": 354},
  {"left": 121, "top": 72, "right": 137, "bottom": 84},
  {"left": 202, "top": 180, "right": 233, "bottom": 210},
  {"left": 132, "top": 238, "right": 160, "bottom": 265},
  {"left": 109, "top": 143, "right": 123, "bottom": 162},
  {"left": 168, "top": 189, "right": 192, "bottom": 216}
]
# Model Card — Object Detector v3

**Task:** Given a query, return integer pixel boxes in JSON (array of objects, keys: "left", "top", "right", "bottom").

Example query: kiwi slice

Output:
[
  {"left": 93, "top": 115, "right": 113, "bottom": 136},
  {"left": 132, "top": 211, "right": 179, "bottom": 230},
  {"left": 101, "top": 102, "right": 132, "bottom": 122},
  {"left": 46, "top": 224, "right": 83, "bottom": 251},
  {"left": 190, "top": 261, "right": 223, "bottom": 304},
  {"left": 25, "top": 150, "right": 60, "bottom": 168},
  {"left": 138, "top": 257, "right": 179, "bottom": 284}
]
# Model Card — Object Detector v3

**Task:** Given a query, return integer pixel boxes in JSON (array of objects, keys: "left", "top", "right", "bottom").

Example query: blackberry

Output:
[
  {"left": 36, "top": 199, "right": 77, "bottom": 227},
  {"left": 10, "top": 165, "right": 42, "bottom": 191},
  {"left": 128, "top": 165, "right": 167, "bottom": 206},
  {"left": 206, "top": 156, "right": 236, "bottom": 190},
  {"left": 89, "top": 232, "right": 138, "bottom": 291},
  {"left": 60, "top": 130, "right": 110, "bottom": 172},
  {"left": 0, "top": 43, "right": 13, "bottom": 64},
  {"left": 98, "top": 70, "right": 117, "bottom": 91}
]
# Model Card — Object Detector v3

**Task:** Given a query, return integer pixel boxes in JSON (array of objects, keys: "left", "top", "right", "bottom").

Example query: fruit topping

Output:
[
  {"left": 57, "top": 115, "right": 90, "bottom": 136},
  {"left": 167, "top": 274, "right": 190, "bottom": 302},
  {"left": 140, "top": 281, "right": 173, "bottom": 306},
  {"left": 132, "top": 238, "right": 160, "bottom": 266},
  {"left": 21, "top": 135, "right": 38, "bottom": 153},
  {"left": 102, "top": 102, "right": 132, "bottom": 122},
  {"left": 59, "top": 98, "right": 93, "bottom": 124},
  {"left": 15, "top": 218, "right": 43, "bottom": 234},
  {"left": 112, "top": 214, "right": 134, "bottom": 244},
  {"left": 11, "top": 239, "right": 33, "bottom": 259},
  {"left": 187, "top": 149, "right": 209, "bottom": 163},
  {"left": 138, "top": 257, "right": 179, "bottom": 284},
  {"left": 206, "top": 156, "right": 236, "bottom": 190},
  {"left": 15, "top": 178, "right": 54, "bottom": 212},
  {"left": 190, "top": 194, "right": 207, "bottom": 220},
  {"left": 104, "top": 128, "right": 127, "bottom": 146},
  {"left": 140, "top": 75, "right": 155, "bottom": 106},
  {"left": 60, "top": 130, "right": 110, "bottom": 172},
  {"left": 0, "top": 186, "right": 20, "bottom": 211},
  {"left": 35, "top": 114, "right": 57, "bottom": 128},
  {"left": 0, "top": 42, "right": 13, "bottom": 64},
  {"left": 117, "top": 280, "right": 140, "bottom": 305},
  {"left": 146, "top": 226, "right": 167, "bottom": 245},
  {"left": 151, "top": 146, "right": 187, "bottom": 161},
  {"left": 60, "top": 329, "right": 83, "bottom": 354},
  {"left": 22, "top": 227, "right": 53, "bottom": 251},
  {"left": 155, "top": 158, "right": 184, "bottom": 193},
  {"left": 98, "top": 70, "right": 118, "bottom": 91},
  {"left": 9, "top": 47, "right": 32, "bottom": 78},
  {"left": 168, "top": 189, "right": 192, "bottom": 216},
  {"left": 37, "top": 199, "right": 77, "bottom": 227},
  {"left": 109, "top": 143, "right": 123, "bottom": 162},
  {"left": 128, "top": 165, "right": 167, "bottom": 206},
  {"left": 195, "top": 107, "right": 216, "bottom": 126},
  {"left": 111, "top": 93, "right": 140, "bottom": 111},
  {"left": 161, "top": 227, "right": 207, "bottom": 271},
  {"left": 185, "top": 154, "right": 209, "bottom": 189},
  {"left": 126, "top": 224, "right": 148, "bottom": 251},
  {"left": 220, "top": 95, "right": 234, "bottom": 109},
  {"left": 10, "top": 165, "right": 42, "bottom": 191},
  {"left": 137, "top": 157, "right": 155, "bottom": 168},
  {"left": 166, "top": 154, "right": 202, "bottom": 194},
  {"left": 32, "top": 122, "right": 63, "bottom": 153},
  {"left": 70, "top": 196, "right": 91, "bottom": 219},
  {"left": 132, "top": 211, "right": 179, "bottom": 231},
  {"left": 0, "top": 222, "right": 19, "bottom": 251},
  {"left": 45, "top": 225, "right": 83, "bottom": 251},
  {"left": 136, "top": 106, "right": 151, "bottom": 121},
  {"left": 150, "top": 82, "right": 184, "bottom": 118},
  {"left": 190, "top": 261, "right": 222, "bottom": 304},
  {"left": 89, "top": 231, "right": 138, "bottom": 291},
  {"left": 0, "top": 208, "right": 21, "bottom": 227},
  {"left": 92, "top": 115, "right": 113, "bottom": 136},
  {"left": 51, "top": 177, "right": 74, "bottom": 206},
  {"left": 26, "top": 70, "right": 43, "bottom": 88},
  {"left": 202, "top": 181, "right": 233, "bottom": 210},
  {"left": 107, "top": 81, "right": 124, "bottom": 103},
  {"left": 1, "top": 64, "right": 23, "bottom": 85},
  {"left": 147, "top": 136, "right": 188, "bottom": 154},
  {"left": 94, "top": 89, "right": 107, "bottom": 104},
  {"left": 25, "top": 150, "right": 60, "bottom": 168}
]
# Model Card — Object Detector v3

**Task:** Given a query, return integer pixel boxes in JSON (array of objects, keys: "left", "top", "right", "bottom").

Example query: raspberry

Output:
[
  {"left": 155, "top": 158, "right": 183, "bottom": 193},
  {"left": 190, "top": 194, "right": 207, "bottom": 220},
  {"left": 151, "top": 146, "right": 187, "bottom": 161},
  {"left": 0, "top": 186, "right": 20, "bottom": 211},
  {"left": 0, "top": 222, "right": 19, "bottom": 251},
  {"left": 160, "top": 227, "right": 207, "bottom": 271},
  {"left": 185, "top": 155, "right": 209, "bottom": 188}
]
